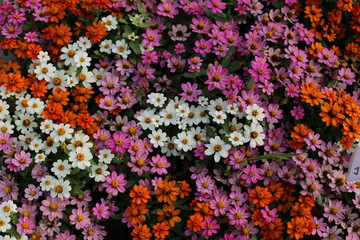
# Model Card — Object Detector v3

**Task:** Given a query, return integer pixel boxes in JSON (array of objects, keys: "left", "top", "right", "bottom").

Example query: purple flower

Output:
[
  {"left": 205, "top": 62, "right": 229, "bottom": 91},
  {"left": 16, "top": 216, "right": 36, "bottom": 234},
  {"left": 1, "top": 22, "right": 22, "bottom": 38},
  {"left": 209, "top": 194, "right": 230, "bottom": 216},
  {"left": 150, "top": 154, "right": 170, "bottom": 175},
  {"left": 99, "top": 74, "right": 122, "bottom": 95},
  {"left": 0, "top": 176, "right": 19, "bottom": 201},
  {"left": 156, "top": 2, "right": 179, "bottom": 18},
  {"left": 196, "top": 175, "right": 216, "bottom": 195},
  {"left": 24, "top": 184, "right": 42, "bottom": 201},
  {"left": 8, "top": 10, "right": 27, "bottom": 24},
  {"left": 261, "top": 205, "right": 278, "bottom": 222},
  {"left": 55, "top": 230, "right": 76, "bottom": 240},
  {"left": 168, "top": 24, "right": 191, "bottom": 41},
  {"left": 167, "top": 55, "right": 186, "bottom": 72},
  {"left": 323, "top": 199, "right": 346, "bottom": 224},
  {"left": 290, "top": 105, "right": 305, "bottom": 120},
  {"left": 194, "top": 39, "right": 213, "bottom": 57},
  {"left": 128, "top": 151, "right": 150, "bottom": 176},
  {"left": 102, "top": 171, "right": 127, "bottom": 196},
  {"left": 227, "top": 205, "right": 250, "bottom": 226},
  {"left": 304, "top": 132, "right": 323, "bottom": 151},
  {"left": 0, "top": 133, "right": 12, "bottom": 151},
  {"left": 241, "top": 164, "right": 263, "bottom": 185},
  {"left": 318, "top": 48, "right": 337, "bottom": 67}
]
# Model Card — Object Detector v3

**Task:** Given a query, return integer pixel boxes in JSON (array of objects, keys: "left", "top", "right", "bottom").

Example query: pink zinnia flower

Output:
[
  {"left": 142, "top": 29, "right": 162, "bottom": 47},
  {"left": 93, "top": 202, "right": 110, "bottom": 220},
  {"left": 69, "top": 208, "right": 91, "bottom": 230},
  {"left": 11, "top": 150, "right": 32, "bottom": 171},
  {"left": 0, "top": 176, "right": 19, "bottom": 201},
  {"left": 102, "top": 171, "right": 127, "bottom": 196},
  {"left": 24, "top": 184, "right": 42, "bottom": 201},
  {"left": 318, "top": 48, "right": 337, "bottom": 67},
  {"left": 107, "top": 132, "right": 131, "bottom": 154},
  {"left": 201, "top": 217, "right": 220, "bottom": 236},
  {"left": 16, "top": 216, "right": 36, "bottom": 234},
  {"left": 209, "top": 194, "right": 230, "bottom": 216},
  {"left": 227, "top": 205, "right": 250, "bottom": 226},
  {"left": 261, "top": 205, "right": 278, "bottom": 222},
  {"left": 248, "top": 57, "right": 271, "bottom": 83},
  {"left": 179, "top": 82, "right": 202, "bottom": 102},
  {"left": 0, "top": 133, "right": 12, "bottom": 151},
  {"left": 55, "top": 230, "right": 76, "bottom": 240},
  {"left": 156, "top": 2, "right": 179, "bottom": 18},
  {"left": 241, "top": 164, "right": 263, "bottom": 185},
  {"left": 194, "top": 39, "right": 213, "bottom": 57},
  {"left": 205, "top": 63, "right": 229, "bottom": 90},
  {"left": 304, "top": 132, "right": 323, "bottom": 151},
  {"left": 128, "top": 151, "right": 150, "bottom": 176},
  {"left": 206, "top": 0, "right": 226, "bottom": 13},
  {"left": 150, "top": 154, "right": 170, "bottom": 175},
  {"left": 40, "top": 197, "right": 67, "bottom": 221}
]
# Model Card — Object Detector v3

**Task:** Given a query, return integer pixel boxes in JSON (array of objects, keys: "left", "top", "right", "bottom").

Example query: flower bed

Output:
[{"left": 1, "top": 0, "right": 360, "bottom": 239}]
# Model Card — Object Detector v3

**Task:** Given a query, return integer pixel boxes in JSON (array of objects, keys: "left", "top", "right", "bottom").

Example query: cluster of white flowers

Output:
[{"left": 136, "top": 95, "right": 268, "bottom": 162}]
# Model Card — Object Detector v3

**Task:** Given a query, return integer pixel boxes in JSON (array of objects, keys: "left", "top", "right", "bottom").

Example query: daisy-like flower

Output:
[
  {"left": 323, "top": 199, "right": 346, "bottom": 224},
  {"left": 0, "top": 99, "right": 9, "bottom": 119},
  {"left": 60, "top": 44, "right": 79, "bottom": 66},
  {"left": 74, "top": 51, "right": 91, "bottom": 68},
  {"left": 76, "top": 37, "right": 92, "bottom": 50},
  {"left": 102, "top": 171, "right": 127, "bottom": 196},
  {"left": 98, "top": 149, "right": 114, "bottom": 164},
  {"left": 212, "top": 111, "right": 227, "bottom": 124},
  {"left": 0, "top": 200, "right": 17, "bottom": 216},
  {"left": 90, "top": 163, "right": 110, "bottom": 182},
  {"left": 112, "top": 39, "right": 131, "bottom": 58},
  {"left": 147, "top": 93, "right": 167, "bottom": 107},
  {"left": 101, "top": 15, "right": 118, "bottom": 31},
  {"left": 69, "top": 208, "right": 91, "bottom": 230},
  {"left": 174, "top": 131, "right": 196, "bottom": 152},
  {"left": 243, "top": 123, "right": 266, "bottom": 148},
  {"left": 51, "top": 123, "right": 74, "bottom": 142},
  {"left": 51, "top": 160, "right": 71, "bottom": 178},
  {"left": 205, "top": 136, "right": 231, "bottom": 162},
  {"left": 50, "top": 178, "right": 71, "bottom": 199},
  {"left": 24, "top": 184, "right": 42, "bottom": 201},
  {"left": 68, "top": 147, "right": 92, "bottom": 169},
  {"left": 150, "top": 154, "right": 170, "bottom": 175},
  {"left": 149, "top": 129, "right": 168, "bottom": 148},
  {"left": 15, "top": 112, "right": 37, "bottom": 134},
  {"left": 40, "top": 175, "right": 55, "bottom": 191},
  {"left": 228, "top": 131, "right": 245, "bottom": 146},
  {"left": 304, "top": 132, "right": 323, "bottom": 151},
  {"left": 34, "top": 62, "right": 56, "bottom": 82},
  {"left": 245, "top": 104, "right": 265, "bottom": 123}
]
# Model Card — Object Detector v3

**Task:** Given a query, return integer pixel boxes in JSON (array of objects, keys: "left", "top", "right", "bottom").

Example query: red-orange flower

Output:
[
  {"left": 152, "top": 222, "right": 170, "bottom": 239},
  {"left": 85, "top": 21, "right": 108, "bottom": 43},
  {"left": 2, "top": 73, "right": 27, "bottom": 92},
  {"left": 154, "top": 180, "right": 180, "bottom": 204},
  {"left": 342, "top": 117, "right": 360, "bottom": 139},
  {"left": 186, "top": 214, "right": 204, "bottom": 232},
  {"left": 129, "top": 185, "right": 151, "bottom": 205},
  {"left": 131, "top": 224, "right": 152, "bottom": 240},
  {"left": 287, "top": 217, "right": 309, "bottom": 239},
  {"left": 249, "top": 186, "right": 272, "bottom": 207},
  {"left": 157, "top": 204, "right": 181, "bottom": 228},
  {"left": 300, "top": 82, "right": 324, "bottom": 106},
  {"left": 52, "top": 24, "right": 72, "bottom": 46},
  {"left": 123, "top": 203, "right": 148, "bottom": 226},
  {"left": 319, "top": 101, "right": 345, "bottom": 127},
  {"left": 261, "top": 218, "right": 284, "bottom": 240}
]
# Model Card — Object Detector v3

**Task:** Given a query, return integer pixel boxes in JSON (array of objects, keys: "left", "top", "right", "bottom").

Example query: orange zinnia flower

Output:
[
  {"left": 154, "top": 180, "right": 180, "bottom": 204},
  {"left": 157, "top": 204, "right": 181, "bottom": 228},
  {"left": 13, "top": 40, "right": 29, "bottom": 59},
  {"left": 76, "top": 113, "right": 96, "bottom": 130},
  {"left": 328, "top": 9, "right": 342, "bottom": 24},
  {"left": 123, "top": 203, "right": 148, "bottom": 226},
  {"left": 290, "top": 202, "right": 313, "bottom": 219},
  {"left": 267, "top": 181, "right": 284, "bottom": 202},
  {"left": 342, "top": 117, "right": 360, "bottom": 139},
  {"left": 308, "top": 41, "right": 324, "bottom": 57},
  {"left": 251, "top": 209, "right": 266, "bottom": 227},
  {"left": 287, "top": 217, "right": 309, "bottom": 239},
  {"left": 130, "top": 185, "right": 151, "bottom": 205},
  {"left": 86, "top": 21, "right": 108, "bottom": 43},
  {"left": 345, "top": 42, "right": 360, "bottom": 56},
  {"left": 319, "top": 102, "right": 345, "bottom": 127},
  {"left": 340, "top": 135, "right": 355, "bottom": 149},
  {"left": 152, "top": 222, "right": 170, "bottom": 239},
  {"left": 26, "top": 43, "right": 42, "bottom": 60},
  {"left": 249, "top": 186, "right": 272, "bottom": 207},
  {"left": 344, "top": 103, "right": 360, "bottom": 119},
  {"left": 58, "top": 110, "right": 77, "bottom": 128},
  {"left": 193, "top": 202, "right": 214, "bottom": 220},
  {"left": 2, "top": 73, "right": 27, "bottom": 92},
  {"left": 261, "top": 218, "right": 284, "bottom": 240},
  {"left": 177, "top": 180, "right": 192, "bottom": 198},
  {"left": 298, "top": 194, "right": 315, "bottom": 209},
  {"left": 186, "top": 214, "right": 204, "bottom": 232},
  {"left": 30, "top": 80, "right": 48, "bottom": 98},
  {"left": 300, "top": 82, "right": 324, "bottom": 106},
  {"left": 46, "top": 3, "right": 66, "bottom": 23},
  {"left": 131, "top": 224, "right": 152, "bottom": 240},
  {"left": 304, "top": 5, "right": 323, "bottom": 23},
  {"left": 42, "top": 102, "right": 63, "bottom": 120},
  {"left": 337, "top": 0, "right": 353, "bottom": 12},
  {"left": 48, "top": 88, "right": 70, "bottom": 106},
  {"left": 72, "top": 86, "right": 94, "bottom": 103},
  {"left": 291, "top": 124, "right": 313, "bottom": 143},
  {"left": 52, "top": 24, "right": 72, "bottom": 46}
]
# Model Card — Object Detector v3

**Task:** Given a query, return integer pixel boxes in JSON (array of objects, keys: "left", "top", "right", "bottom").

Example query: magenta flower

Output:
[
  {"left": 318, "top": 48, "right": 337, "bottom": 67},
  {"left": 193, "top": 39, "right": 213, "bottom": 57},
  {"left": 24, "top": 184, "right": 42, "bottom": 201},
  {"left": 209, "top": 194, "right": 230, "bottom": 216},
  {"left": 107, "top": 132, "right": 131, "bottom": 154},
  {"left": 248, "top": 57, "right": 272, "bottom": 83},
  {"left": 70, "top": 189, "right": 92, "bottom": 208},
  {"left": 179, "top": 82, "right": 202, "bottom": 102},
  {"left": 0, "top": 176, "right": 19, "bottom": 201},
  {"left": 24, "top": 31, "right": 39, "bottom": 42},
  {"left": 241, "top": 164, "right": 263, "bottom": 185},
  {"left": 11, "top": 150, "right": 32, "bottom": 171},
  {"left": 142, "top": 29, "right": 162, "bottom": 47},
  {"left": 206, "top": 0, "right": 226, "bottom": 13},
  {"left": 40, "top": 197, "right": 67, "bottom": 221},
  {"left": 205, "top": 63, "right": 229, "bottom": 90},
  {"left": 93, "top": 202, "right": 110, "bottom": 220},
  {"left": 55, "top": 230, "right": 77, "bottom": 240},
  {"left": 16, "top": 216, "right": 36, "bottom": 234},
  {"left": 1, "top": 22, "right": 22, "bottom": 38},
  {"left": 69, "top": 208, "right": 91, "bottom": 230},
  {"left": 156, "top": 2, "right": 179, "bottom": 18},
  {"left": 290, "top": 105, "right": 305, "bottom": 120},
  {"left": 188, "top": 56, "right": 203, "bottom": 72},
  {"left": 201, "top": 217, "right": 220, "bottom": 237},
  {"left": 304, "top": 132, "right": 323, "bottom": 151},
  {"left": 128, "top": 151, "right": 150, "bottom": 176},
  {"left": 8, "top": 10, "right": 27, "bottom": 24},
  {"left": 141, "top": 50, "right": 159, "bottom": 64},
  {"left": 261, "top": 205, "right": 278, "bottom": 222},
  {"left": 99, "top": 74, "right": 122, "bottom": 96},
  {"left": 196, "top": 175, "right": 216, "bottom": 195},
  {"left": 150, "top": 154, "right": 170, "bottom": 175},
  {"left": 0, "top": 133, "right": 12, "bottom": 151},
  {"left": 227, "top": 205, "right": 250, "bottom": 226},
  {"left": 102, "top": 171, "right": 127, "bottom": 196},
  {"left": 337, "top": 67, "right": 355, "bottom": 86},
  {"left": 194, "top": 142, "right": 207, "bottom": 160}
]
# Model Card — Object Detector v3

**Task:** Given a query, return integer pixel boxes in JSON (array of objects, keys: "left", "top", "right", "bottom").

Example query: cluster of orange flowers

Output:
[
  {"left": 249, "top": 181, "right": 315, "bottom": 240},
  {"left": 125, "top": 180, "right": 192, "bottom": 240},
  {"left": 290, "top": 82, "right": 360, "bottom": 149}
]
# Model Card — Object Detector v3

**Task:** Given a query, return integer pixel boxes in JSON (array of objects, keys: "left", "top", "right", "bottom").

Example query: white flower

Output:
[
  {"left": 0, "top": 215, "right": 10, "bottom": 233},
  {"left": 76, "top": 67, "right": 96, "bottom": 88},
  {"left": 205, "top": 136, "right": 231, "bottom": 162},
  {"left": 184, "top": 105, "right": 201, "bottom": 126},
  {"left": 207, "top": 98, "right": 227, "bottom": 115},
  {"left": 189, "top": 126, "right": 207, "bottom": 143},
  {"left": 69, "top": 147, "right": 92, "bottom": 170},
  {"left": 34, "top": 153, "right": 46, "bottom": 163},
  {"left": 15, "top": 113, "right": 37, "bottom": 134},
  {"left": 0, "top": 200, "right": 17, "bottom": 216},
  {"left": 130, "top": 14, "right": 144, "bottom": 25},
  {"left": 243, "top": 123, "right": 266, "bottom": 148},
  {"left": 27, "top": 98, "right": 45, "bottom": 115},
  {"left": 60, "top": 44, "right": 79, "bottom": 66},
  {"left": 98, "top": 149, "right": 114, "bottom": 164},
  {"left": 227, "top": 103, "right": 240, "bottom": 115},
  {"left": 34, "top": 62, "right": 56, "bottom": 82},
  {"left": 99, "top": 39, "right": 113, "bottom": 54},
  {"left": 151, "top": 115, "right": 164, "bottom": 128},
  {"left": 48, "top": 69, "right": 69, "bottom": 90},
  {"left": 18, "top": 132, "right": 38, "bottom": 151},
  {"left": 147, "top": 93, "right": 167, "bottom": 107},
  {"left": 198, "top": 107, "right": 210, "bottom": 124},
  {"left": 28, "top": 138, "right": 44, "bottom": 153},
  {"left": 149, "top": 129, "right": 168, "bottom": 148},
  {"left": 177, "top": 119, "right": 188, "bottom": 130},
  {"left": 0, "top": 235, "right": 17, "bottom": 240},
  {"left": 93, "top": 68, "right": 109, "bottom": 86},
  {"left": 136, "top": 109, "right": 156, "bottom": 130},
  {"left": 245, "top": 104, "right": 265, "bottom": 123},
  {"left": 74, "top": 51, "right": 91, "bottom": 68},
  {"left": 67, "top": 74, "right": 79, "bottom": 87},
  {"left": 0, "top": 120, "right": 14, "bottom": 134},
  {"left": 229, "top": 131, "right": 245, "bottom": 146},
  {"left": 90, "top": 163, "right": 110, "bottom": 182},
  {"left": 76, "top": 37, "right": 91, "bottom": 50},
  {"left": 0, "top": 100, "right": 9, "bottom": 120},
  {"left": 37, "top": 51, "right": 50, "bottom": 63},
  {"left": 51, "top": 123, "right": 74, "bottom": 142},
  {"left": 175, "top": 103, "right": 190, "bottom": 118},
  {"left": 198, "top": 96, "right": 209, "bottom": 106},
  {"left": 51, "top": 160, "right": 71, "bottom": 178},
  {"left": 159, "top": 107, "right": 179, "bottom": 126},
  {"left": 44, "top": 136, "right": 61, "bottom": 155},
  {"left": 67, "top": 132, "right": 93, "bottom": 152},
  {"left": 15, "top": 94, "right": 32, "bottom": 113},
  {"left": 112, "top": 39, "right": 131, "bottom": 58},
  {"left": 127, "top": 32, "right": 139, "bottom": 41},
  {"left": 40, "top": 119, "right": 54, "bottom": 134},
  {"left": 101, "top": 15, "right": 118, "bottom": 31},
  {"left": 140, "top": 42, "right": 154, "bottom": 54},
  {"left": 212, "top": 110, "right": 227, "bottom": 124},
  {"left": 174, "top": 131, "right": 196, "bottom": 152},
  {"left": 40, "top": 175, "right": 56, "bottom": 191},
  {"left": 50, "top": 178, "right": 71, "bottom": 200},
  {"left": 161, "top": 136, "right": 181, "bottom": 157}
]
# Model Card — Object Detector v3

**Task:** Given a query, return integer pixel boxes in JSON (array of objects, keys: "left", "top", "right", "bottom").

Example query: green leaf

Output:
[
  {"left": 118, "top": 18, "right": 128, "bottom": 24},
  {"left": 125, "top": 180, "right": 136, "bottom": 188},
  {"left": 70, "top": 168, "right": 81, "bottom": 175},
  {"left": 220, "top": 46, "right": 236, "bottom": 67},
  {"left": 70, "top": 186, "right": 84, "bottom": 196},
  {"left": 129, "top": 41, "right": 141, "bottom": 55},
  {"left": 75, "top": 67, "right": 83, "bottom": 77},
  {"left": 272, "top": 1, "right": 284, "bottom": 8},
  {"left": 137, "top": 0, "right": 146, "bottom": 13},
  {"left": 173, "top": 197, "right": 190, "bottom": 208},
  {"left": 248, "top": 153, "right": 298, "bottom": 161},
  {"left": 228, "top": 60, "right": 241, "bottom": 72},
  {"left": 124, "top": 25, "right": 133, "bottom": 36},
  {"left": 316, "top": 196, "right": 323, "bottom": 206},
  {"left": 181, "top": 71, "right": 205, "bottom": 78},
  {"left": 138, "top": 22, "right": 154, "bottom": 28},
  {"left": 6, "top": 225, "right": 20, "bottom": 237},
  {"left": 112, "top": 213, "right": 123, "bottom": 220}
]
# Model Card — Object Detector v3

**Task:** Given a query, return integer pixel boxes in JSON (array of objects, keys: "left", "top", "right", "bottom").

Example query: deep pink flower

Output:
[
  {"left": 206, "top": 0, "right": 226, "bottom": 13},
  {"left": 202, "top": 217, "right": 220, "bottom": 236},
  {"left": 40, "top": 197, "right": 67, "bottom": 221},
  {"left": 241, "top": 164, "right": 264, "bottom": 185},
  {"left": 142, "top": 29, "right": 162, "bottom": 47},
  {"left": 16, "top": 216, "right": 36, "bottom": 234},
  {"left": 102, "top": 171, "right": 127, "bottom": 196},
  {"left": 179, "top": 82, "right": 202, "bottom": 102},
  {"left": 107, "top": 132, "right": 131, "bottom": 154},
  {"left": 150, "top": 154, "right": 170, "bottom": 175},
  {"left": 261, "top": 205, "right": 278, "bottom": 222},
  {"left": 69, "top": 208, "right": 91, "bottom": 230},
  {"left": 205, "top": 63, "right": 229, "bottom": 90},
  {"left": 93, "top": 202, "right": 110, "bottom": 220},
  {"left": 193, "top": 39, "right": 213, "bottom": 57}
]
